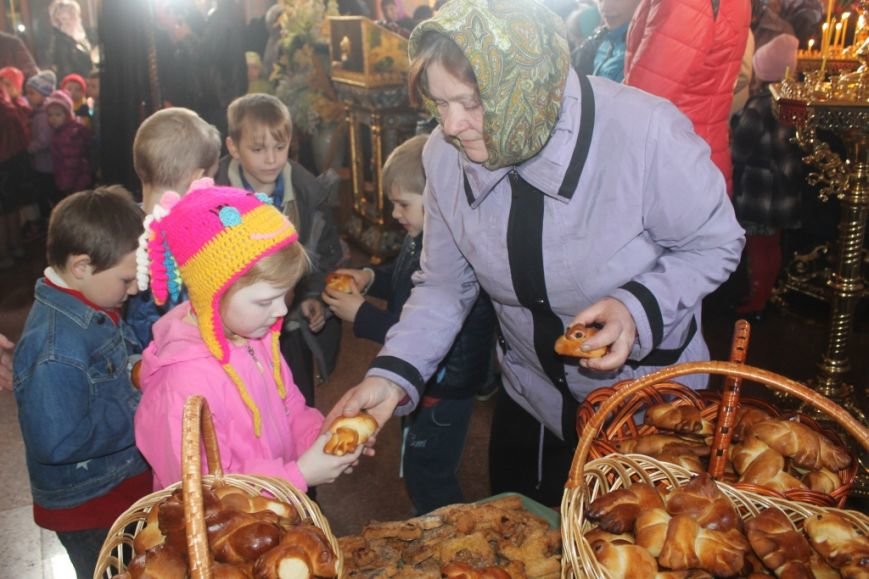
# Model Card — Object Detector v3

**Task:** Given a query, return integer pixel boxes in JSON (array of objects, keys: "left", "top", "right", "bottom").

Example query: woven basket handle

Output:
[
  {"left": 566, "top": 361, "right": 869, "bottom": 489},
  {"left": 708, "top": 320, "right": 751, "bottom": 479},
  {"left": 182, "top": 395, "right": 224, "bottom": 579}
]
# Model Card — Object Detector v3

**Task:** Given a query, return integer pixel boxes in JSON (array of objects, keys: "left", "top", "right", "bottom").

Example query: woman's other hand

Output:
[{"left": 570, "top": 297, "right": 637, "bottom": 371}]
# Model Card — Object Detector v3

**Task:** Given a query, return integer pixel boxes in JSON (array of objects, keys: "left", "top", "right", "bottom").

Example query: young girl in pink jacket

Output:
[{"left": 134, "top": 183, "right": 363, "bottom": 490}]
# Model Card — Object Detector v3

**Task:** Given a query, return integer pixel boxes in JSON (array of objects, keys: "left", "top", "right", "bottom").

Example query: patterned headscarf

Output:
[{"left": 408, "top": 0, "right": 570, "bottom": 169}]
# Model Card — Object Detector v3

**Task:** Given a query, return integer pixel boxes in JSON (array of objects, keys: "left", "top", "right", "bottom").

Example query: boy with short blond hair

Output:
[
  {"left": 14, "top": 186, "right": 151, "bottom": 578},
  {"left": 133, "top": 107, "right": 221, "bottom": 212},
  {"left": 216, "top": 93, "right": 343, "bottom": 406},
  {"left": 126, "top": 107, "right": 221, "bottom": 345}
]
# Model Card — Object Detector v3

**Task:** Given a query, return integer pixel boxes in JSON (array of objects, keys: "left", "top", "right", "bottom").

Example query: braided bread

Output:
[
  {"left": 592, "top": 540, "right": 659, "bottom": 578},
  {"left": 804, "top": 512, "right": 869, "bottom": 578},
  {"left": 744, "top": 508, "right": 813, "bottom": 578},
  {"left": 645, "top": 403, "right": 714, "bottom": 437},
  {"left": 657, "top": 515, "right": 750, "bottom": 577},
  {"left": 750, "top": 419, "right": 851, "bottom": 471},
  {"left": 587, "top": 483, "right": 665, "bottom": 534},
  {"left": 731, "top": 437, "right": 806, "bottom": 493},
  {"left": 665, "top": 474, "right": 740, "bottom": 532}
]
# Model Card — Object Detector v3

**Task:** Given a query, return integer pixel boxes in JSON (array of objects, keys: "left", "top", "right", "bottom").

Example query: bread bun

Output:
[
  {"left": 325, "top": 272, "right": 355, "bottom": 294},
  {"left": 323, "top": 412, "right": 378, "bottom": 456},
  {"left": 554, "top": 324, "right": 607, "bottom": 358}
]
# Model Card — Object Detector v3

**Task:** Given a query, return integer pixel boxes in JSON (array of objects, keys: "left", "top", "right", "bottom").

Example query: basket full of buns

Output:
[
  {"left": 93, "top": 395, "right": 342, "bottom": 579},
  {"left": 561, "top": 361, "right": 869, "bottom": 578},
  {"left": 574, "top": 321, "right": 858, "bottom": 508}
]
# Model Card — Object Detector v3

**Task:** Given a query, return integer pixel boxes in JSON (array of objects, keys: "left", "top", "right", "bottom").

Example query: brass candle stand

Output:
[{"left": 771, "top": 41, "right": 869, "bottom": 496}]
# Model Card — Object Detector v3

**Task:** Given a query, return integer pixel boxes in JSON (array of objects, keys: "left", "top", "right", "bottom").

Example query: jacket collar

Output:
[
  {"left": 35, "top": 275, "right": 110, "bottom": 329},
  {"left": 462, "top": 70, "right": 592, "bottom": 208},
  {"left": 226, "top": 158, "right": 296, "bottom": 210}
]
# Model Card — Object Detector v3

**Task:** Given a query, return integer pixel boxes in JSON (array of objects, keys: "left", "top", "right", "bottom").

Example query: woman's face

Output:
[{"left": 426, "top": 62, "right": 487, "bottom": 163}]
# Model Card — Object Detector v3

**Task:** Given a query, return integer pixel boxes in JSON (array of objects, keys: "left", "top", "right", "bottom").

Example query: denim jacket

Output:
[{"left": 13, "top": 279, "right": 149, "bottom": 509}]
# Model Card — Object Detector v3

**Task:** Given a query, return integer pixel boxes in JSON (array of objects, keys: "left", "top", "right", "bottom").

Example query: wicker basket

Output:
[
  {"left": 561, "top": 361, "right": 869, "bottom": 579},
  {"left": 575, "top": 321, "right": 858, "bottom": 507},
  {"left": 93, "top": 395, "right": 342, "bottom": 579}
]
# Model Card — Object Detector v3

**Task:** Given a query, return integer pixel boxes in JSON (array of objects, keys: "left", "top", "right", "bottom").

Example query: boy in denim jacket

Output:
[{"left": 13, "top": 187, "right": 151, "bottom": 579}]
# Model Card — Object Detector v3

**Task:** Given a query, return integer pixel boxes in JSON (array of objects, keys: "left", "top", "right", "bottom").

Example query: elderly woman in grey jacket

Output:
[{"left": 326, "top": 0, "right": 745, "bottom": 505}]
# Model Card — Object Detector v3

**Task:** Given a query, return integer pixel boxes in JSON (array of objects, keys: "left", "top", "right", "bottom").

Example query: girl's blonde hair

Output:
[{"left": 221, "top": 242, "right": 310, "bottom": 310}]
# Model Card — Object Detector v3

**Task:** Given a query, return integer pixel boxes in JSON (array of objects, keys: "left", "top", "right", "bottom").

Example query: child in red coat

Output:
[{"left": 44, "top": 90, "right": 91, "bottom": 198}]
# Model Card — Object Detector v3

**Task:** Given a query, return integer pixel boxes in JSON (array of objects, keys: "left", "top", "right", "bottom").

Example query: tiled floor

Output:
[{"left": 1, "top": 232, "right": 867, "bottom": 577}]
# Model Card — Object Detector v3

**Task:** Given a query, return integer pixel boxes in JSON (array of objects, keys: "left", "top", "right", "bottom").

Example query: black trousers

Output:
[{"left": 488, "top": 388, "right": 575, "bottom": 508}]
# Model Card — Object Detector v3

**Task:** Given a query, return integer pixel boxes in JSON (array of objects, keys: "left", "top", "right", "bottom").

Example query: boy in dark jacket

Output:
[
  {"left": 44, "top": 89, "right": 91, "bottom": 198},
  {"left": 215, "top": 93, "right": 344, "bottom": 407},
  {"left": 323, "top": 134, "right": 497, "bottom": 514}
]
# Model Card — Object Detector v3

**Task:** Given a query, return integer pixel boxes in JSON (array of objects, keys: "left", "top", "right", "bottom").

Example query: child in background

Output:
[
  {"left": 216, "top": 93, "right": 343, "bottom": 406},
  {"left": 13, "top": 187, "right": 151, "bottom": 579},
  {"left": 245, "top": 51, "right": 273, "bottom": 95},
  {"left": 25, "top": 70, "right": 58, "bottom": 218},
  {"left": 0, "top": 84, "right": 30, "bottom": 268},
  {"left": 44, "top": 90, "right": 92, "bottom": 198},
  {"left": 731, "top": 34, "right": 804, "bottom": 316},
  {"left": 134, "top": 185, "right": 364, "bottom": 490},
  {"left": 86, "top": 68, "right": 100, "bottom": 172},
  {"left": 125, "top": 107, "right": 222, "bottom": 347},
  {"left": 0, "top": 66, "right": 32, "bottom": 114},
  {"left": 322, "top": 135, "right": 497, "bottom": 515},
  {"left": 60, "top": 73, "right": 91, "bottom": 128}
]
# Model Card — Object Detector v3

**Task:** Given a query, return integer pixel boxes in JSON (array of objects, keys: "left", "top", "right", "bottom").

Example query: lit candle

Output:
[
  {"left": 783, "top": 66, "right": 790, "bottom": 81},
  {"left": 841, "top": 12, "right": 851, "bottom": 47},
  {"left": 833, "top": 21, "right": 843, "bottom": 50},
  {"left": 822, "top": 22, "right": 830, "bottom": 54},
  {"left": 826, "top": 0, "right": 833, "bottom": 28},
  {"left": 808, "top": 38, "right": 816, "bottom": 55}
]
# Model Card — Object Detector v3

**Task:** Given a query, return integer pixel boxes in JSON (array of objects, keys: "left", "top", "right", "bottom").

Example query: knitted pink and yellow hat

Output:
[{"left": 138, "top": 182, "right": 299, "bottom": 434}]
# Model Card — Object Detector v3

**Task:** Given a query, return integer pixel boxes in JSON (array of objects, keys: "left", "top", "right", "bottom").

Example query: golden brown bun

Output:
[
  {"left": 804, "top": 512, "right": 869, "bottom": 575},
  {"left": 645, "top": 403, "right": 714, "bottom": 437},
  {"left": 323, "top": 412, "right": 378, "bottom": 456},
  {"left": 803, "top": 468, "right": 842, "bottom": 495},
  {"left": 587, "top": 483, "right": 665, "bottom": 534},
  {"left": 554, "top": 323, "right": 607, "bottom": 358},
  {"left": 731, "top": 437, "right": 807, "bottom": 492},
  {"left": 206, "top": 509, "right": 282, "bottom": 564},
  {"left": 733, "top": 407, "right": 771, "bottom": 442},
  {"left": 614, "top": 434, "right": 710, "bottom": 457},
  {"left": 127, "top": 543, "right": 188, "bottom": 579},
  {"left": 744, "top": 508, "right": 813, "bottom": 577},
  {"left": 665, "top": 474, "right": 741, "bottom": 533},
  {"left": 635, "top": 508, "right": 672, "bottom": 558},
  {"left": 750, "top": 419, "right": 851, "bottom": 471},
  {"left": 592, "top": 540, "right": 659, "bottom": 578},
  {"left": 656, "top": 444, "right": 707, "bottom": 474},
  {"left": 325, "top": 272, "right": 355, "bottom": 294},
  {"left": 253, "top": 544, "right": 312, "bottom": 579},
  {"left": 212, "top": 485, "right": 300, "bottom": 525},
  {"left": 658, "top": 515, "right": 750, "bottom": 577},
  {"left": 277, "top": 524, "right": 338, "bottom": 577}
]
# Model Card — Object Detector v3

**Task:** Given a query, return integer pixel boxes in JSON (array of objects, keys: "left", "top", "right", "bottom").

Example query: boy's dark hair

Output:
[
  {"left": 47, "top": 186, "right": 145, "bottom": 273},
  {"left": 226, "top": 93, "right": 292, "bottom": 144},
  {"left": 382, "top": 134, "right": 428, "bottom": 196}
]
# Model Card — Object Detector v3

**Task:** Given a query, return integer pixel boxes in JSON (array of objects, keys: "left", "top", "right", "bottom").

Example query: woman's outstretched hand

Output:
[{"left": 322, "top": 376, "right": 406, "bottom": 441}]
